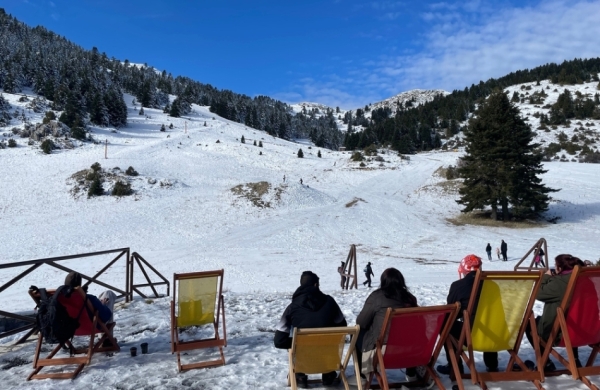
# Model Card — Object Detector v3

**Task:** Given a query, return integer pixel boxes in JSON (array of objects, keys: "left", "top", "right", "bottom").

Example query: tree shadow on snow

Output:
[{"left": 545, "top": 201, "right": 600, "bottom": 223}]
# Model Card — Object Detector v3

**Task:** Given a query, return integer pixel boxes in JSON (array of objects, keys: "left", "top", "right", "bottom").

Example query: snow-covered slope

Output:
[{"left": 1, "top": 87, "right": 599, "bottom": 389}]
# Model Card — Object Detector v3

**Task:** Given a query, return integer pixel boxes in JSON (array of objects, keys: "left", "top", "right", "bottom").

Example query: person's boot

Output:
[{"left": 295, "top": 373, "right": 309, "bottom": 388}]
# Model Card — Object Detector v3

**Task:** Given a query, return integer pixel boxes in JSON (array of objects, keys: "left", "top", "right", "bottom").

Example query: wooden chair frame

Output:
[
  {"left": 538, "top": 266, "right": 600, "bottom": 389},
  {"left": 287, "top": 325, "right": 362, "bottom": 390},
  {"left": 367, "top": 303, "right": 461, "bottom": 390},
  {"left": 27, "top": 287, "right": 119, "bottom": 380},
  {"left": 170, "top": 269, "right": 226, "bottom": 371},
  {"left": 451, "top": 270, "right": 544, "bottom": 390}
]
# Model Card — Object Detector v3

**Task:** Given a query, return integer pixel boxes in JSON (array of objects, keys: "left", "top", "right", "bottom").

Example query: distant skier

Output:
[
  {"left": 485, "top": 243, "right": 492, "bottom": 261},
  {"left": 300, "top": 178, "right": 303, "bottom": 185},
  {"left": 363, "top": 262, "right": 374, "bottom": 288},
  {"left": 501, "top": 240, "right": 508, "bottom": 261},
  {"left": 283, "top": 175, "right": 286, "bottom": 182}
]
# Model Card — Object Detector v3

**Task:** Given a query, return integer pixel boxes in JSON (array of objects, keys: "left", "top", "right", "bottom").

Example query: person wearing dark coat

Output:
[
  {"left": 500, "top": 240, "right": 508, "bottom": 261},
  {"left": 274, "top": 271, "right": 347, "bottom": 387},
  {"left": 338, "top": 262, "right": 347, "bottom": 289},
  {"left": 437, "top": 255, "right": 499, "bottom": 376},
  {"left": 356, "top": 268, "right": 420, "bottom": 381},
  {"left": 485, "top": 243, "right": 492, "bottom": 261},
  {"left": 363, "top": 262, "right": 374, "bottom": 287},
  {"left": 534, "top": 248, "right": 546, "bottom": 268}
]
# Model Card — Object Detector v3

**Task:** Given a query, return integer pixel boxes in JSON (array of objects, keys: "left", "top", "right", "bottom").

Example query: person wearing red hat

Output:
[{"left": 437, "top": 255, "right": 499, "bottom": 376}]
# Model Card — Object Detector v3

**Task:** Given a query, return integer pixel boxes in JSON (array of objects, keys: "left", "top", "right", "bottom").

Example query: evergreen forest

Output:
[{"left": 1, "top": 8, "right": 600, "bottom": 153}]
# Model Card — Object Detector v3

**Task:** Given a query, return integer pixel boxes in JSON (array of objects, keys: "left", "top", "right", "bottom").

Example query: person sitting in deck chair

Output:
[
  {"left": 274, "top": 271, "right": 347, "bottom": 387},
  {"left": 64, "top": 271, "right": 116, "bottom": 324},
  {"left": 437, "top": 255, "right": 499, "bottom": 375}
]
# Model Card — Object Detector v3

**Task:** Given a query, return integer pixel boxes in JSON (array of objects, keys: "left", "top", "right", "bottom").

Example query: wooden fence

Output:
[{"left": 0, "top": 248, "right": 168, "bottom": 343}]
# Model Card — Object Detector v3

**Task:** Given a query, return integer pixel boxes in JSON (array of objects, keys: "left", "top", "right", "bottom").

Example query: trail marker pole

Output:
[{"left": 105, "top": 139, "right": 108, "bottom": 159}]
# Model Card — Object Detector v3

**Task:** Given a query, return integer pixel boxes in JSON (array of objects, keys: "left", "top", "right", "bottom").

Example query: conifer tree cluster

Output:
[
  {"left": 344, "top": 59, "right": 600, "bottom": 153},
  {"left": 0, "top": 9, "right": 341, "bottom": 148},
  {"left": 457, "top": 90, "right": 557, "bottom": 220}
]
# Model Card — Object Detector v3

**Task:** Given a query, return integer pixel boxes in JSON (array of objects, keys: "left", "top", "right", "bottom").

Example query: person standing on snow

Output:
[
  {"left": 338, "top": 261, "right": 347, "bottom": 289},
  {"left": 363, "top": 262, "right": 374, "bottom": 288},
  {"left": 485, "top": 243, "right": 492, "bottom": 261},
  {"left": 501, "top": 240, "right": 508, "bottom": 261}
]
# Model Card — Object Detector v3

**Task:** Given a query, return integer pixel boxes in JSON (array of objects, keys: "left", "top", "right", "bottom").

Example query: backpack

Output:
[{"left": 34, "top": 285, "right": 86, "bottom": 348}]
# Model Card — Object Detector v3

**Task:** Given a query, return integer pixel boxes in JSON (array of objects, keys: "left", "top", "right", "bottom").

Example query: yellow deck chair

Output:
[
  {"left": 287, "top": 325, "right": 362, "bottom": 390},
  {"left": 170, "top": 270, "right": 226, "bottom": 371},
  {"left": 452, "top": 270, "right": 544, "bottom": 390}
]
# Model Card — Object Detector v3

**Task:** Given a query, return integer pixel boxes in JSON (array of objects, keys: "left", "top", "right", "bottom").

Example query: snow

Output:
[{"left": 1, "top": 86, "right": 600, "bottom": 389}]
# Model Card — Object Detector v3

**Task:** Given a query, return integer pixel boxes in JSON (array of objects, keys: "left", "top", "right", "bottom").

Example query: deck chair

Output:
[
  {"left": 538, "top": 266, "right": 600, "bottom": 389},
  {"left": 366, "top": 303, "right": 461, "bottom": 390},
  {"left": 452, "top": 270, "right": 544, "bottom": 390},
  {"left": 171, "top": 270, "right": 226, "bottom": 371},
  {"left": 27, "top": 287, "right": 119, "bottom": 380},
  {"left": 287, "top": 325, "right": 362, "bottom": 390}
]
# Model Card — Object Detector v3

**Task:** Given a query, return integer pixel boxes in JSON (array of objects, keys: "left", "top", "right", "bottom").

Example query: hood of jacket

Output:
[{"left": 292, "top": 285, "right": 327, "bottom": 312}]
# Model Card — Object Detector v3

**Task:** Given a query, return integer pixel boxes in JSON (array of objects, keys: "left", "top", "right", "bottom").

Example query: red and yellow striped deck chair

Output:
[
  {"left": 170, "top": 270, "right": 226, "bottom": 371},
  {"left": 28, "top": 287, "right": 119, "bottom": 380},
  {"left": 453, "top": 270, "right": 544, "bottom": 390},
  {"left": 539, "top": 266, "right": 600, "bottom": 389},
  {"left": 287, "top": 325, "right": 362, "bottom": 390},
  {"left": 367, "top": 303, "right": 461, "bottom": 390}
]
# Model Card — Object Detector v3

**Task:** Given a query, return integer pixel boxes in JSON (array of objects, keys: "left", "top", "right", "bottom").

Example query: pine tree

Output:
[
  {"left": 511, "top": 91, "right": 520, "bottom": 103},
  {"left": 297, "top": 148, "right": 304, "bottom": 158},
  {"left": 457, "top": 90, "right": 556, "bottom": 220},
  {"left": 317, "top": 150, "right": 322, "bottom": 158},
  {"left": 139, "top": 107, "right": 144, "bottom": 115},
  {"left": 241, "top": 135, "right": 245, "bottom": 144},
  {"left": 253, "top": 140, "right": 257, "bottom": 146},
  {"left": 160, "top": 124, "right": 166, "bottom": 132},
  {"left": 258, "top": 141, "right": 263, "bottom": 147},
  {"left": 88, "top": 176, "right": 104, "bottom": 197}
]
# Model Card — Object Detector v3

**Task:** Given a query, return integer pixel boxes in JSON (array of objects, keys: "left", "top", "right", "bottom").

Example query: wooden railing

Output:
[
  {"left": 0, "top": 248, "right": 169, "bottom": 343},
  {"left": 130, "top": 252, "right": 170, "bottom": 298}
]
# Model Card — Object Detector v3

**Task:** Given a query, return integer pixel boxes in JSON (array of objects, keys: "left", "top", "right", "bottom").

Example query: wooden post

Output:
[
  {"left": 104, "top": 139, "right": 108, "bottom": 159},
  {"left": 514, "top": 238, "right": 548, "bottom": 271},
  {"left": 341, "top": 245, "right": 359, "bottom": 290}
]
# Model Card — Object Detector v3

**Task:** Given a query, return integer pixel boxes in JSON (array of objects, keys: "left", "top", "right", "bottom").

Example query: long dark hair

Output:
[
  {"left": 378, "top": 268, "right": 417, "bottom": 307},
  {"left": 555, "top": 254, "right": 584, "bottom": 274}
]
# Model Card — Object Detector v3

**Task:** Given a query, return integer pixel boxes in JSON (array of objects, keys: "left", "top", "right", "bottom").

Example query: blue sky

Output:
[{"left": 4, "top": 0, "right": 600, "bottom": 109}]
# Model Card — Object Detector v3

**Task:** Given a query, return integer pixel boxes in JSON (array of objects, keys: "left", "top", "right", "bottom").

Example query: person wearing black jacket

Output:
[
  {"left": 485, "top": 243, "right": 492, "bottom": 261},
  {"left": 363, "top": 262, "right": 374, "bottom": 287},
  {"left": 437, "top": 256, "right": 499, "bottom": 376},
  {"left": 274, "top": 271, "right": 347, "bottom": 387},
  {"left": 501, "top": 240, "right": 508, "bottom": 261}
]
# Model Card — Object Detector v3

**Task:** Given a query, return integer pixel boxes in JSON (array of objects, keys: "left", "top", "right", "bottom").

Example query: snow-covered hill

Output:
[{"left": 1, "top": 86, "right": 600, "bottom": 389}]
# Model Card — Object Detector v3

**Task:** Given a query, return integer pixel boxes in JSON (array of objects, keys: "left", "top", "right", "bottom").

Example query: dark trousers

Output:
[
  {"left": 502, "top": 251, "right": 507, "bottom": 261},
  {"left": 363, "top": 274, "right": 372, "bottom": 287},
  {"left": 525, "top": 316, "right": 579, "bottom": 362},
  {"left": 443, "top": 320, "right": 498, "bottom": 371}
]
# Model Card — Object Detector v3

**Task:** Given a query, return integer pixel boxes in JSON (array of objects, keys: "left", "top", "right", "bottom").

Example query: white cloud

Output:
[
  {"left": 281, "top": 0, "right": 600, "bottom": 109},
  {"left": 386, "top": 0, "right": 600, "bottom": 91}
]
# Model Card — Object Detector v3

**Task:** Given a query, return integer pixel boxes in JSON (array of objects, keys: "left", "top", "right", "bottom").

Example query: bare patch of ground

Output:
[
  {"left": 345, "top": 197, "right": 366, "bottom": 208},
  {"left": 446, "top": 211, "right": 546, "bottom": 228},
  {"left": 231, "top": 181, "right": 272, "bottom": 208}
]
